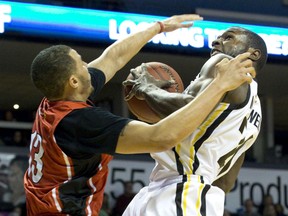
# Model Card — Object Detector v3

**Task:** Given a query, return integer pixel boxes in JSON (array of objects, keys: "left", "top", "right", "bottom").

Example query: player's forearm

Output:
[
  {"left": 117, "top": 80, "right": 225, "bottom": 154},
  {"left": 143, "top": 87, "right": 193, "bottom": 118},
  {"left": 153, "top": 79, "right": 226, "bottom": 146},
  {"left": 105, "top": 23, "right": 160, "bottom": 70},
  {"left": 90, "top": 23, "right": 161, "bottom": 82},
  {"left": 117, "top": 53, "right": 253, "bottom": 154}
]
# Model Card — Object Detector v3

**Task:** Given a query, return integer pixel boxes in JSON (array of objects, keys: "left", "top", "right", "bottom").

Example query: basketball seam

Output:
[{"left": 150, "top": 65, "right": 181, "bottom": 92}]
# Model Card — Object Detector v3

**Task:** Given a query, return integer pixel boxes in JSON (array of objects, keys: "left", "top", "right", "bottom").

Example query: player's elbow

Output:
[
  {"left": 212, "top": 178, "right": 233, "bottom": 194},
  {"left": 220, "top": 184, "right": 232, "bottom": 194},
  {"left": 149, "top": 132, "right": 179, "bottom": 152}
]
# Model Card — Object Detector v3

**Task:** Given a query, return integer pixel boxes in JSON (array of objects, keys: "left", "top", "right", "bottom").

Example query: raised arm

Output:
[
  {"left": 88, "top": 14, "right": 203, "bottom": 83},
  {"left": 116, "top": 53, "right": 256, "bottom": 154}
]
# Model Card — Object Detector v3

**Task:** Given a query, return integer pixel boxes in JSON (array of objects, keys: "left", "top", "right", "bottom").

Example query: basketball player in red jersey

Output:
[
  {"left": 24, "top": 13, "right": 255, "bottom": 216},
  {"left": 123, "top": 27, "right": 267, "bottom": 216}
]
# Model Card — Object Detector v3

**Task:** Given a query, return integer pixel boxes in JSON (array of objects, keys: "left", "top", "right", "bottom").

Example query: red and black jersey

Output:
[{"left": 24, "top": 68, "right": 131, "bottom": 215}]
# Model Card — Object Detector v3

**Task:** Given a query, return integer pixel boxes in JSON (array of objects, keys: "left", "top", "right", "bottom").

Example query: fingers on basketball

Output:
[{"left": 123, "top": 62, "right": 184, "bottom": 123}]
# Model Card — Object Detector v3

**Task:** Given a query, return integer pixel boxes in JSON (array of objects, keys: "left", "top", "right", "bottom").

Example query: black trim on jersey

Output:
[
  {"left": 58, "top": 153, "right": 104, "bottom": 215},
  {"left": 192, "top": 84, "right": 253, "bottom": 174},
  {"left": 175, "top": 175, "right": 187, "bottom": 216},
  {"left": 218, "top": 134, "right": 253, "bottom": 177},
  {"left": 173, "top": 147, "right": 184, "bottom": 175},
  {"left": 193, "top": 104, "right": 233, "bottom": 174},
  {"left": 200, "top": 184, "right": 211, "bottom": 216},
  {"left": 59, "top": 176, "right": 91, "bottom": 216},
  {"left": 192, "top": 155, "right": 200, "bottom": 175},
  {"left": 173, "top": 147, "right": 187, "bottom": 216},
  {"left": 239, "top": 116, "right": 247, "bottom": 134},
  {"left": 72, "top": 154, "right": 102, "bottom": 177},
  {"left": 193, "top": 106, "right": 233, "bottom": 152},
  {"left": 192, "top": 84, "right": 252, "bottom": 174},
  {"left": 200, "top": 175, "right": 204, "bottom": 184},
  {"left": 88, "top": 67, "right": 106, "bottom": 102}
]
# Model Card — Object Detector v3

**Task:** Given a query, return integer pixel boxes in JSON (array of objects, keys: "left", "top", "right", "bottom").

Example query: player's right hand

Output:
[
  {"left": 123, "top": 63, "right": 174, "bottom": 101},
  {"left": 160, "top": 14, "right": 203, "bottom": 33},
  {"left": 215, "top": 52, "right": 256, "bottom": 91}
]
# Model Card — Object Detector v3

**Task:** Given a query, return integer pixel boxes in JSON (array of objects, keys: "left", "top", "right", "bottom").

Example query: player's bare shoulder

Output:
[
  {"left": 200, "top": 53, "right": 232, "bottom": 78},
  {"left": 186, "top": 54, "right": 231, "bottom": 97},
  {"left": 207, "top": 53, "right": 249, "bottom": 105}
]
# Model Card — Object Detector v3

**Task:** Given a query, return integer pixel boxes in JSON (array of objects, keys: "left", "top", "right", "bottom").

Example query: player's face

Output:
[
  {"left": 210, "top": 28, "right": 250, "bottom": 57},
  {"left": 69, "top": 49, "right": 94, "bottom": 97}
]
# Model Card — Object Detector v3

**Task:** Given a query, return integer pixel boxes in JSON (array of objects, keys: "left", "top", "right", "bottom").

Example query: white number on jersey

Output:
[{"left": 28, "top": 132, "right": 44, "bottom": 183}]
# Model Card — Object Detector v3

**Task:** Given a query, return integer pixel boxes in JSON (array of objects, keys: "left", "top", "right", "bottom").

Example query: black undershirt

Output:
[{"left": 54, "top": 68, "right": 131, "bottom": 159}]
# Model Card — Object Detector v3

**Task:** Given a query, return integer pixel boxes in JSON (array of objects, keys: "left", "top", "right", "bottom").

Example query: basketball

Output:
[{"left": 123, "top": 62, "right": 184, "bottom": 123}]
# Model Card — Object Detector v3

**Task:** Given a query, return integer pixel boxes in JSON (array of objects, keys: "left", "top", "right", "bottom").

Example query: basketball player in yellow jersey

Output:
[{"left": 123, "top": 27, "right": 267, "bottom": 216}]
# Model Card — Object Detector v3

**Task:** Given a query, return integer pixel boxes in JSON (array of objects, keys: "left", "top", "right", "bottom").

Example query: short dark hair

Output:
[
  {"left": 30, "top": 45, "right": 76, "bottom": 99},
  {"left": 236, "top": 27, "right": 268, "bottom": 72},
  {"left": 245, "top": 28, "right": 267, "bottom": 71}
]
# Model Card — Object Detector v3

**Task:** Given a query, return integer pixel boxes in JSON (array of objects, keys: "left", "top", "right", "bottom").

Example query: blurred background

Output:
[{"left": 0, "top": 0, "right": 287, "bottom": 215}]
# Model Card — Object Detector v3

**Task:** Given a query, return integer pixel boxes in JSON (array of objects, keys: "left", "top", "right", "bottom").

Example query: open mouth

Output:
[{"left": 211, "top": 49, "right": 222, "bottom": 56}]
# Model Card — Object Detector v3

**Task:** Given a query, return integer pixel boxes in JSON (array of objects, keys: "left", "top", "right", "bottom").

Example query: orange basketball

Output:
[{"left": 124, "top": 62, "right": 184, "bottom": 123}]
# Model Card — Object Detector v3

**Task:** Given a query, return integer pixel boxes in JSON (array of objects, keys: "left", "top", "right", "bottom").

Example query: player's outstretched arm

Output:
[
  {"left": 88, "top": 14, "right": 203, "bottom": 83},
  {"left": 124, "top": 53, "right": 255, "bottom": 119},
  {"left": 116, "top": 53, "right": 255, "bottom": 154}
]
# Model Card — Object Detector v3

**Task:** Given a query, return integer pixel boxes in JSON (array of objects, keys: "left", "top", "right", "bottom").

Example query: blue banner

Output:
[{"left": 0, "top": 1, "right": 287, "bottom": 57}]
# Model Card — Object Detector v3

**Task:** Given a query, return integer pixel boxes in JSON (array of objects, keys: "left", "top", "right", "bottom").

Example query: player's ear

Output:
[
  {"left": 248, "top": 48, "right": 261, "bottom": 61},
  {"left": 68, "top": 75, "right": 79, "bottom": 89}
]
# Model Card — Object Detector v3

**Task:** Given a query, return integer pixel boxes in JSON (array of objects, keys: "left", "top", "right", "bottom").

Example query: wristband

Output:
[{"left": 156, "top": 21, "right": 164, "bottom": 33}]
